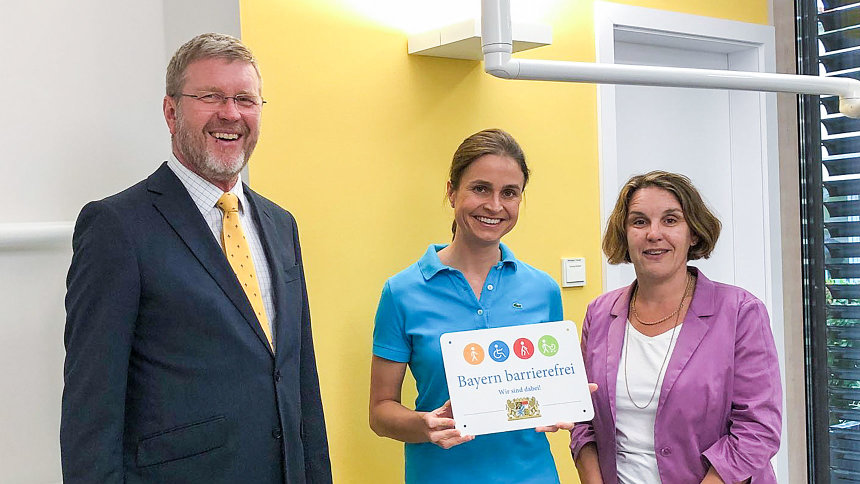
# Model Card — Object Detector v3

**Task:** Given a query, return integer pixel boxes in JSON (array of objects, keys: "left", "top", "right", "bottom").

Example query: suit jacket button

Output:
[
  {"left": 274, "top": 370, "right": 281, "bottom": 382},
  {"left": 272, "top": 428, "right": 283, "bottom": 439},
  {"left": 659, "top": 447, "right": 671, "bottom": 456}
]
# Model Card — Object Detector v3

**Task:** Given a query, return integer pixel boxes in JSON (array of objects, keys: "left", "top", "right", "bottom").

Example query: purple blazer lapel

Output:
[
  {"left": 607, "top": 283, "right": 635, "bottom": 424},
  {"left": 657, "top": 268, "right": 716, "bottom": 409}
]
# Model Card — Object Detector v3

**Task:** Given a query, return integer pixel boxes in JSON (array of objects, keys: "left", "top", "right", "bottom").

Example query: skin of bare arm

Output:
[
  {"left": 369, "top": 356, "right": 474, "bottom": 449},
  {"left": 574, "top": 442, "right": 604, "bottom": 484}
]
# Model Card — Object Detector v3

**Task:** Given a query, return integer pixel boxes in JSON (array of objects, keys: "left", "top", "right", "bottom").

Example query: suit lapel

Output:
[
  {"left": 606, "top": 284, "right": 634, "bottom": 424},
  {"left": 243, "top": 186, "right": 283, "bottom": 276},
  {"left": 147, "top": 163, "right": 273, "bottom": 355},
  {"left": 657, "top": 268, "right": 715, "bottom": 409},
  {"left": 243, "top": 186, "right": 288, "bottom": 352}
]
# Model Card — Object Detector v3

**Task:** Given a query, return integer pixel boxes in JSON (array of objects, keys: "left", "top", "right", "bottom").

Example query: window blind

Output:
[{"left": 803, "top": 0, "right": 860, "bottom": 481}]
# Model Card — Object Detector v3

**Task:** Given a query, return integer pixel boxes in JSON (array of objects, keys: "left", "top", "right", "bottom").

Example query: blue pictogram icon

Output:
[{"left": 489, "top": 340, "right": 510, "bottom": 362}]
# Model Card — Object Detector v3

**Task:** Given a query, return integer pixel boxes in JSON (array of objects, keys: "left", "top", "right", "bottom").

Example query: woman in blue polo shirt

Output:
[{"left": 369, "top": 129, "right": 563, "bottom": 483}]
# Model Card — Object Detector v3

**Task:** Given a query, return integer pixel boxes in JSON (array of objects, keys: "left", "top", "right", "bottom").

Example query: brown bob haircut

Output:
[{"left": 602, "top": 170, "right": 721, "bottom": 264}]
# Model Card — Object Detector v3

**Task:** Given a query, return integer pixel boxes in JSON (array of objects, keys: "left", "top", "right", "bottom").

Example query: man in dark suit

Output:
[{"left": 61, "top": 33, "right": 332, "bottom": 483}]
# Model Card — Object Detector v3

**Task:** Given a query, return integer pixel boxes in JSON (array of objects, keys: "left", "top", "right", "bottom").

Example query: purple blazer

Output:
[{"left": 569, "top": 269, "right": 781, "bottom": 483}]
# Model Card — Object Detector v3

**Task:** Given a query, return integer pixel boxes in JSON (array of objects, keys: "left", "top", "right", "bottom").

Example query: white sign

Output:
[{"left": 440, "top": 320, "right": 594, "bottom": 436}]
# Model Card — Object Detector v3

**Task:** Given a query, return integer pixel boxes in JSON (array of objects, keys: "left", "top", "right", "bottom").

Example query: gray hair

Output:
[{"left": 166, "top": 33, "right": 260, "bottom": 97}]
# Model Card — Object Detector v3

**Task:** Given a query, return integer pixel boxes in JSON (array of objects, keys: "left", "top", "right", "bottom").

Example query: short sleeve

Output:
[
  {"left": 372, "top": 280, "right": 411, "bottom": 363},
  {"left": 548, "top": 278, "right": 563, "bottom": 321}
]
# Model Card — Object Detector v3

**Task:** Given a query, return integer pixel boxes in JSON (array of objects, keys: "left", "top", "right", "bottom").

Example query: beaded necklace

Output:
[{"left": 623, "top": 272, "right": 695, "bottom": 409}]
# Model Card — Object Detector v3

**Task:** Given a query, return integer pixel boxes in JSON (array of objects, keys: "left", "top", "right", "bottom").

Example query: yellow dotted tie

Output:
[{"left": 216, "top": 193, "right": 273, "bottom": 350}]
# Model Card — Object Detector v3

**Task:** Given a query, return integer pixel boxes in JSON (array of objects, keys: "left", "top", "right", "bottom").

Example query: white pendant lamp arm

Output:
[{"left": 481, "top": 0, "right": 860, "bottom": 117}]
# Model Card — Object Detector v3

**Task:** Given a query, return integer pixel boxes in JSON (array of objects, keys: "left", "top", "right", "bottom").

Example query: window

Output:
[{"left": 799, "top": 0, "right": 860, "bottom": 481}]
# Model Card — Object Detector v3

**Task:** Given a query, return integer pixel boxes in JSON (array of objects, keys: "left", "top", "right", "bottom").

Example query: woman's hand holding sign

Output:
[
  {"left": 423, "top": 400, "right": 474, "bottom": 449},
  {"left": 536, "top": 383, "right": 598, "bottom": 433}
]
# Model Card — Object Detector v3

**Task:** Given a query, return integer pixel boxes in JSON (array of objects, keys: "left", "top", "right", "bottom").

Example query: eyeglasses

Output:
[{"left": 176, "top": 92, "right": 266, "bottom": 112}]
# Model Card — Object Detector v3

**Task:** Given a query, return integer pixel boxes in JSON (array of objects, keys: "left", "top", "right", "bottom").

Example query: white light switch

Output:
[{"left": 561, "top": 258, "right": 586, "bottom": 288}]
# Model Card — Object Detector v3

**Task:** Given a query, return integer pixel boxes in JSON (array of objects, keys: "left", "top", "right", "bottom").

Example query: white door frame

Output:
[{"left": 594, "top": 2, "right": 788, "bottom": 481}]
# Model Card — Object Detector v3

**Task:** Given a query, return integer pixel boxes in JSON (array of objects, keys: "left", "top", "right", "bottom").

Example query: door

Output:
[{"left": 594, "top": 2, "right": 786, "bottom": 479}]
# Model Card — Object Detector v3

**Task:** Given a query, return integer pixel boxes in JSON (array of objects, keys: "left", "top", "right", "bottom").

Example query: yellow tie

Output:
[{"left": 216, "top": 193, "right": 273, "bottom": 350}]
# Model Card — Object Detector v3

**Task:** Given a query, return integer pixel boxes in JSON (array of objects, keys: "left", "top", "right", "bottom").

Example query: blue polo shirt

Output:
[{"left": 373, "top": 244, "right": 563, "bottom": 484}]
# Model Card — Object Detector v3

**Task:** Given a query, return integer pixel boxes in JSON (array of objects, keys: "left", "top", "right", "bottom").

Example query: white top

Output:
[
  {"left": 166, "top": 155, "right": 276, "bottom": 343},
  {"left": 615, "top": 320, "right": 682, "bottom": 484}
]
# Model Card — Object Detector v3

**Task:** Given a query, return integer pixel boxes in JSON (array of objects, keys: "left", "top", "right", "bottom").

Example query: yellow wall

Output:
[{"left": 240, "top": 1, "right": 767, "bottom": 482}]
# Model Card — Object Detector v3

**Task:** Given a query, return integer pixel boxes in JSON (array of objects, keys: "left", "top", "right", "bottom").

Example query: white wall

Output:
[{"left": 0, "top": 1, "right": 238, "bottom": 481}]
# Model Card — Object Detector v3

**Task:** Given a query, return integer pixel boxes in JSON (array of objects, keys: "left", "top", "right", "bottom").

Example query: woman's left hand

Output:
[
  {"left": 700, "top": 466, "right": 726, "bottom": 483},
  {"left": 700, "top": 466, "right": 750, "bottom": 484},
  {"left": 535, "top": 422, "right": 575, "bottom": 433},
  {"left": 535, "top": 383, "right": 597, "bottom": 433}
]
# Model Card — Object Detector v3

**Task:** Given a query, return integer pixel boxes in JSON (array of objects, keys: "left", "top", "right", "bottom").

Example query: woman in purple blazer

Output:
[{"left": 570, "top": 171, "right": 781, "bottom": 483}]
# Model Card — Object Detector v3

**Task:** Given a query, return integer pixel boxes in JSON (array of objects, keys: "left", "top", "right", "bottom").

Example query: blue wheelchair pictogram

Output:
[{"left": 489, "top": 340, "right": 510, "bottom": 362}]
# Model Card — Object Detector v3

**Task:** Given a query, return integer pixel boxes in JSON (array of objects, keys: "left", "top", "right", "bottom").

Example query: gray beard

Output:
[{"left": 174, "top": 113, "right": 250, "bottom": 183}]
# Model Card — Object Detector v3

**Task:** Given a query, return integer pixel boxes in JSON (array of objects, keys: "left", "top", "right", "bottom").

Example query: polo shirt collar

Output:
[
  {"left": 418, "top": 242, "right": 518, "bottom": 280},
  {"left": 499, "top": 242, "right": 516, "bottom": 265}
]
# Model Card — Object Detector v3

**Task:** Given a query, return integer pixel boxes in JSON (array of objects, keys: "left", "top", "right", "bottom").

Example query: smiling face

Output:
[
  {"left": 625, "top": 186, "right": 699, "bottom": 283},
  {"left": 447, "top": 154, "right": 525, "bottom": 248},
  {"left": 163, "top": 57, "right": 261, "bottom": 189}
]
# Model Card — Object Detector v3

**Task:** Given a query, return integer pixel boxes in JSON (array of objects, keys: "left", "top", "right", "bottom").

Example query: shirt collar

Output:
[
  {"left": 418, "top": 242, "right": 518, "bottom": 280},
  {"left": 167, "top": 153, "right": 247, "bottom": 214},
  {"left": 499, "top": 242, "right": 516, "bottom": 265}
]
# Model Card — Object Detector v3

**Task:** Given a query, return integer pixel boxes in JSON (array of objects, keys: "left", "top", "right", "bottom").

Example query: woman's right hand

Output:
[{"left": 422, "top": 400, "right": 474, "bottom": 449}]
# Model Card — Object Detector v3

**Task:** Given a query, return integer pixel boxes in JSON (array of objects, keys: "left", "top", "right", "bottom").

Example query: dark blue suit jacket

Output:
[{"left": 61, "top": 163, "right": 332, "bottom": 483}]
